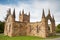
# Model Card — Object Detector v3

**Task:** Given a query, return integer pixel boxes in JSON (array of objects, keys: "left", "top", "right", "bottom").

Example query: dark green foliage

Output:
[
  {"left": 0, "top": 21, "right": 5, "bottom": 33},
  {"left": 57, "top": 24, "right": 60, "bottom": 29},
  {"left": 56, "top": 24, "right": 60, "bottom": 33}
]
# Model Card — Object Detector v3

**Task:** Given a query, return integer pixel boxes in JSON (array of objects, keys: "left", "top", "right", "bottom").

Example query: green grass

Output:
[
  {"left": 0, "top": 34, "right": 60, "bottom": 40},
  {"left": 0, "top": 34, "right": 45, "bottom": 40}
]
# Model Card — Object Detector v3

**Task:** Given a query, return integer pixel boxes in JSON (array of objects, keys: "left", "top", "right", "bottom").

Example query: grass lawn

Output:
[
  {"left": 0, "top": 34, "right": 60, "bottom": 40},
  {"left": 0, "top": 34, "right": 44, "bottom": 40}
]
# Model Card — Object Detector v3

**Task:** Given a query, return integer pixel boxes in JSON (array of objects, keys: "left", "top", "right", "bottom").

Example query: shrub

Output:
[{"left": 56, "top": 24, "right": 60, "bottom": 33}]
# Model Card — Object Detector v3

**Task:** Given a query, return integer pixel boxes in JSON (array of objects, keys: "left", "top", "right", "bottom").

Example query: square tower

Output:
[{"left": 19, "top": 9, "right": 30, "bottom": 22}]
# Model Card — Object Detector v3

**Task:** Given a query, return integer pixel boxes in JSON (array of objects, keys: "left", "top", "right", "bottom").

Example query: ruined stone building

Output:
[{"left": 4, "top": 8, "right": 56, "bottom": 38}]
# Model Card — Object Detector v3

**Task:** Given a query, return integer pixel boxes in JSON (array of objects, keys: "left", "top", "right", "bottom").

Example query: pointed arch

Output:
[{"left": 46, "top": 10, "right": 55, "bottom": 34}]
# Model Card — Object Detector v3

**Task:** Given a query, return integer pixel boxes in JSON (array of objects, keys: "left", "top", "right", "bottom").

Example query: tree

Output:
[
  {"left": 0, "top": 21, "right": 5, "bottom": 33},
  {"left": 56, "top": 24, "right": 60, "bottom": 33},
  {"left": 57, "top": 24, "right": 60, "bottom": 29}
]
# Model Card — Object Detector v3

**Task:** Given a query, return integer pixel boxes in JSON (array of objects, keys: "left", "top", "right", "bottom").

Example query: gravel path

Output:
[
  {"left": 46, "top": 38, "right": 60, "bottom": 40},
  {"left": 46, "top": 33, "right": 60, "bottom": 40}
]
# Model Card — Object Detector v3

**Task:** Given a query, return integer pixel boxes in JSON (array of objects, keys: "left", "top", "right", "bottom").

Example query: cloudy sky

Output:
[{"left": 0, "top": 0, "right": 60, "bottom": 25}]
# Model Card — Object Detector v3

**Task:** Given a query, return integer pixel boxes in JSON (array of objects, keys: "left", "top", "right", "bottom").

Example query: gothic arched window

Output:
[
  {"left": 36, "top": 25, "right": 39, "bottom": 33},
  {"left": 8, "top": 24, "right": 11, "bottom": 32},
  {"left": 29, "top": 25, "right": 31, "bottom": 32}
]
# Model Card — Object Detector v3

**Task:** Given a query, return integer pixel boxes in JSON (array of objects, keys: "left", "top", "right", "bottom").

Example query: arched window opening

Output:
[
  {"left": 29, "top": 25, "right": 32, "bottom": 33},
  {"left": 36, "top": 25, "right": 40, "bottom": 33},
  {"left": 7, "top": 24, "right": 11, "bottom": 35},
  {"left": 48, "top": 20, "right": 51, "bottom": 32}
]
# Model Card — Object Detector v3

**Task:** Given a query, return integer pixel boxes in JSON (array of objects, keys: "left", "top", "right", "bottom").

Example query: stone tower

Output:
[
  {"left": 46, "top": 9, "right": 56, "bottom": 35},
  {"left": 4, "top": 8, "right": 15, "bottom": 36},
  {"left": 41, "top": 9, "right": 48, "bottom": 37},
  {"left": 19, "top": 9, "right": 30, "bottom": 22}
]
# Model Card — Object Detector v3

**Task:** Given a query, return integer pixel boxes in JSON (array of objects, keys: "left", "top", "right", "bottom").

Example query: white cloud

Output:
[{"left": 0, "top": 0, "right": 60, "bottom": 25}]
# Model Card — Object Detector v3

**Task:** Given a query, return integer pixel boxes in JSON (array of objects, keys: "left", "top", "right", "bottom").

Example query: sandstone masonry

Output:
[{"left": 4, "top": 9, "right": 56, "bottom": 38}]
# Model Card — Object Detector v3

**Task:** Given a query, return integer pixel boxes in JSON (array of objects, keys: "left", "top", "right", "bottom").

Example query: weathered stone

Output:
[{"left": 4, "top": 9, "right": 56, "bottom": 38}]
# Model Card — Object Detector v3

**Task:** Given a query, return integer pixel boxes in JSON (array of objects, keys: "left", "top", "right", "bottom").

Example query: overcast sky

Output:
[{"left": 0, "top": 0, "right": 60, "bottom": 25}]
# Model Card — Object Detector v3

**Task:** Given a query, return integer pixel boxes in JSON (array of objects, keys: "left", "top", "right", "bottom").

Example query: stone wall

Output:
[{"left": 4, "top": 9, "right": 56, "bottom": 38}]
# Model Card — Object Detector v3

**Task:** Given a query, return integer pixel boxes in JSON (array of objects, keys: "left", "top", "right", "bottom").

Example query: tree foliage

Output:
[
  {"left": 56, "top": 24, "right": 60, "bottom": 33},
  {"left": 57, "top": 24, "right": 60, "bottom": 29},
  {"left": 0, "top": 21, "right": 5, "bottom": 33}
]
